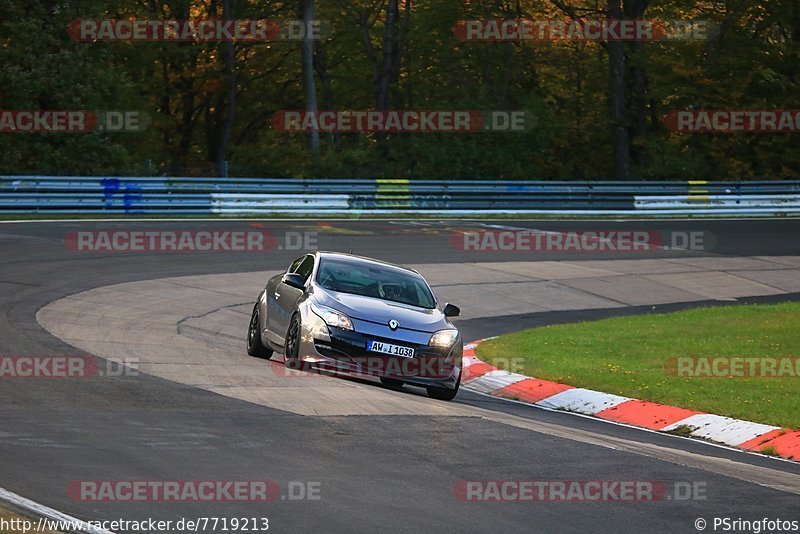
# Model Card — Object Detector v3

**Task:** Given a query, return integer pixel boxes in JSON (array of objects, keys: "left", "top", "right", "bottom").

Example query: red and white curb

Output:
[{"left": 462, "top": 339, "right": 800, "bottom": 462}]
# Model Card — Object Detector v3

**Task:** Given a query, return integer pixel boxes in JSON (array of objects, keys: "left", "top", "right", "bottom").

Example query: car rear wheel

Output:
[
  {"left": 247, "top": 305, "right": 273, "bottom": 359},
  {"left": 284, "top": 314, "right": 303, "bottom": 370},
  {"left": 426, "top": 370, "right": 461, "bottom": 401},
  {"left": 380, "top": 377, "right": 404, "bottom": 388}
]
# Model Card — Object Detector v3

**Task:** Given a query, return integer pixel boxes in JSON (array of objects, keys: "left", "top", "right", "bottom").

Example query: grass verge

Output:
[{"left": 476, "top": 302, "right": 800, "bottom": 428}]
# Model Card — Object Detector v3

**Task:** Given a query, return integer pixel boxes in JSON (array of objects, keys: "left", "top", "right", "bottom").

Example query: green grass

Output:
[
  {"left": 476, "top": 302, "right": 800, "bottom": 429},
  {"left": 760, "top": 445, "right": 779, "bottom": 457}
]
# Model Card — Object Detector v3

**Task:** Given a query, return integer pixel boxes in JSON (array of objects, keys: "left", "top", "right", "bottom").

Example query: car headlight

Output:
[
  {"left": 429, "top": 329, "right": 459, "bottom": 348},
  {"left": 311, "top": 303, "right": 354, "bottom": 331}
]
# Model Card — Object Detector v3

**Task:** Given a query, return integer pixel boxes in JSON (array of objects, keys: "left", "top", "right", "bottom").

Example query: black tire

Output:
[
  {"left": 380, "top": 377, "right": 404, "bottom": 388},
  {"left": 247, "top": 304, "right": 273, "bottom": 359},
  {"left": 284, "top": 314, "right": 303, "bottom": 370},
  {"left": 426, "top": 370, "right": 461, "bottom": 401}
]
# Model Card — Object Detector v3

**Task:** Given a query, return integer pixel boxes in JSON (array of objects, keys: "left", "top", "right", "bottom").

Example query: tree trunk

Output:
[
  {"left": 216, "top": 0, "right": 236, "bottom": 177},
  {"left": 377, "top": 0, "right": 398, "bottom": 110},
  {"left": 608, "top": 0, "right": 630, "bottom": 180},
  {"left": 313, "top": 38, "right": 337, "bottom": 146},
  {"left": 624, "top": 0, "right": 649, "bottom": 171},
  {"left": 301, "top": 0, "right": 320, "bottom": 159}
]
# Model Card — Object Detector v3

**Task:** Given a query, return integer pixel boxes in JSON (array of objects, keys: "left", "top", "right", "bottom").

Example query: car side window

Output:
[{"left": 294, "top": 255, "right": 315, "bottom": 283}]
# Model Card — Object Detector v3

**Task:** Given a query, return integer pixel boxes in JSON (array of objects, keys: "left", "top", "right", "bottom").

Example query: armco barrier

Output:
[{"left": 1, "top": 176, "right": 799, "bottom": 216}]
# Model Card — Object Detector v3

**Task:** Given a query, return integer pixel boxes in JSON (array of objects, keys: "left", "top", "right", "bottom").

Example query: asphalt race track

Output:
[{"left": 1, "top": 219, "right": 800, "bottom": 533}]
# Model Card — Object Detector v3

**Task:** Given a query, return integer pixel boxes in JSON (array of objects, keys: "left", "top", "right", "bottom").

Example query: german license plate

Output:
[{"left": 366, "top": 340, "right": 414, "bottom": 358}]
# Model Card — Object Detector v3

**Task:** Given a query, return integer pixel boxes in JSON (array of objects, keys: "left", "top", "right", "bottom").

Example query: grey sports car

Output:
[{"left": 247, "top": 252, "right": 463, "bottom": 400}]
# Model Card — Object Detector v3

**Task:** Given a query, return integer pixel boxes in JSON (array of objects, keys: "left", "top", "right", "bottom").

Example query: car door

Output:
[
  {"left": 272, "top": 254, "right": 315, "bottom": 342},
  {"left": 264, "top": 256, "right": 303, "bottom": 344}
]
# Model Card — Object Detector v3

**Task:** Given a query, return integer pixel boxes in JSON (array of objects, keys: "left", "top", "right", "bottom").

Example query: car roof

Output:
[{"left": 315, "top": 251, "right": 421, "bottom": 275}]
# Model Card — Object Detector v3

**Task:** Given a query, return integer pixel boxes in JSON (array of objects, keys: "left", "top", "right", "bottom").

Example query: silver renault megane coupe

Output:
[{"left": 247, "top": 252, "right": 463, "bottom": 400}]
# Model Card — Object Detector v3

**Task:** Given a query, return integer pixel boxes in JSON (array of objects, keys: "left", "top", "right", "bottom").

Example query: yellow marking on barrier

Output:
[
  {"left": 687, "top": 195, "right": 710, "bottom": 202},
  {"left": 688, "top": 180, "right": 708, "bottom": 185},
  {"left": 376, "top": 179, "right": 410, "bottom": 192},
  {"left": 376, "top": 179, "right": 411, "bottom": 207}
]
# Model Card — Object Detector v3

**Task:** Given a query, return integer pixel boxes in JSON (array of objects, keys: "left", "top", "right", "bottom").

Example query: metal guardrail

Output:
[{"left": 1, "top": 176, "right": 799, "bottom": 216}]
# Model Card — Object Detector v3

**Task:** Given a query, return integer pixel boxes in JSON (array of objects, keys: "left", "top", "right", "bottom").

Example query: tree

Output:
[{"left": 301, "top": 0, "right": 321, "bottom": 159}]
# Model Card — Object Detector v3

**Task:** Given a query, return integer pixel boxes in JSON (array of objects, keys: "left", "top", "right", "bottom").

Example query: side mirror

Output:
[
  {"left": 282, "top": 273, "right": 306, "bottom": 290},
  {"left": 443, "top": 303, "right": 460, "bottom": 318}
]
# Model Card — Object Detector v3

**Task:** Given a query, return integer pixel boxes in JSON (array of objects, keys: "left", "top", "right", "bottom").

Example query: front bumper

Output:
[{"left": 296, "top": 322, "right": 462, "bottom": 390}]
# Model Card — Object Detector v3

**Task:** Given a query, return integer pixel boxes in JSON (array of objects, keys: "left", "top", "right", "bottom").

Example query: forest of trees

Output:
[{"left": 0, "top": 0, "right": 798, "bottom": 180}]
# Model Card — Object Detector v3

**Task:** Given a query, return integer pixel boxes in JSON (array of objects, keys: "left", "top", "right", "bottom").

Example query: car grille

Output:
[{"left": 316, "top": 331, "right": 453, "bottom": 378}]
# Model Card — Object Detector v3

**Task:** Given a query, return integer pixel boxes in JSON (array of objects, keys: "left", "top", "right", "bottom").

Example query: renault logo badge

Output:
[{"left": 388, "top": 319, "right": 399, "bottom": 331}]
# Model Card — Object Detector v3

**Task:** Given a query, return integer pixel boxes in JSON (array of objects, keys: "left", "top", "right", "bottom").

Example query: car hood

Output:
[{"left": 314, "top": 288, "right": 448, "bottom": 333}]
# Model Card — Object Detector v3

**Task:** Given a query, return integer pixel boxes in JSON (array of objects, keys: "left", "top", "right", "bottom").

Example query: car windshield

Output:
[{"left": 316, "top": 258, "right": 436, "bottom": 309}]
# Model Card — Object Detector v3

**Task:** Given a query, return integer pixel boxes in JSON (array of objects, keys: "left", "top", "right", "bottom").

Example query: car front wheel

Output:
[
  {"left": 284, "top": 314, "right": 303, "bottom": 370},
  {"left": 426, "top": 370, "right": 461, "bottom": 401}
]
